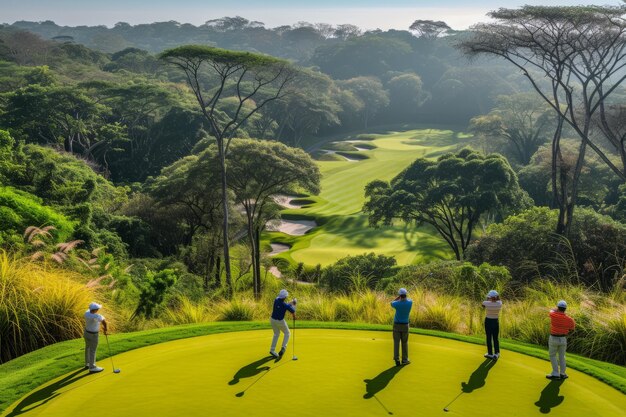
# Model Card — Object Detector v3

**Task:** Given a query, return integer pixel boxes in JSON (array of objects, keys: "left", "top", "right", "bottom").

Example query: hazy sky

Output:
[{"left": 0, "top": 0, "right": 620, "bottom": 30}]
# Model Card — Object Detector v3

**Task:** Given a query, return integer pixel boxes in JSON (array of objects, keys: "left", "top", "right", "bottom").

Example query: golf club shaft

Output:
[
  {"left": 105, "top": 334, "right": 116, "bottom": 370},
  {"left": 293, "top": 314, "right": 296, "bottom": 358},
  {"left": 443, "top": 391, "right": 464, "bottom": 411}
]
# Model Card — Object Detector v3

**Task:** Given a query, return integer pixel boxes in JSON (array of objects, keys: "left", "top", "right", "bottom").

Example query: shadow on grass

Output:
[
  {"left": 442, "top": 359, "right": 497, "bottom": 412},
  {"left": 535, "top": 379, "right": 565, "bottom": 414},
  {"left": 321, "top": 216, "right": 414, "bottom": 250},
  {"left": 461, "top": 358, "right": 497, "bottom": 393},
  {"left": 229, "top": 356, "right": 275, "bottom": 385},
  {"left": 363, "top": 365, "right": 404, "bottom": 399},
  {"left": 5, "top": 368, "right": 89, "bottom": 417},
  {"left": 234, "top": 356, "right": 290, "bottom": 398}
]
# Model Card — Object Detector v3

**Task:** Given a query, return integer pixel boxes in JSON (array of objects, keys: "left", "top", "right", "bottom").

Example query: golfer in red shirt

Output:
[{"left": 546, "top": 300, "right": 576, "bottom": 380}]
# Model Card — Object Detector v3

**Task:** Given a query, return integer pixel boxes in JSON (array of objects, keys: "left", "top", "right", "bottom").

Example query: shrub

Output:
[
  {"left": 385, "top": 261, "right": 511, "bottom": 301},
  {"left": 296, "top": 293, "right": 336, "bottom": 321},
  {"left": 0, "top": 251, "right": 93, "bottom": 362},
  {"left": 217, "top": 299, "right": 256, "bottom": 321},
  {"left": 321, "top": 253, "right": 397, "bottom": 293},
  {"left": 466, "top": 206, "right": 626, "bottom": 289},
  {"left": 163, "top": 296, "right": 214, "bottom": 325},
  {"left": 590, "top": 311, "right": 626, "bottom": 365},
  {"left": 0, "top": 186, "right": 74, "bottom": 246},
  {"left": 413, "top": 301, "right": 461, "bottom": 332},
  {"left": 132, "top": 269, "right": 177, "bottom": 319}
]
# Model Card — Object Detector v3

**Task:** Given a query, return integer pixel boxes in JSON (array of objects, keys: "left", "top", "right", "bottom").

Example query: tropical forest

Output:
[{"left": 0, "top": 5, "right": 625, "bottom": 417}]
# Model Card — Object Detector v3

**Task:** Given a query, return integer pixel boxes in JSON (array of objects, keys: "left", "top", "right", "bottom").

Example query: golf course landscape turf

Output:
[
  {"left": 3, "top": 327, "right": 625, "bottom": 417},
  {"left": 268, "top": 128, "right": 470, "bottom": 268}
]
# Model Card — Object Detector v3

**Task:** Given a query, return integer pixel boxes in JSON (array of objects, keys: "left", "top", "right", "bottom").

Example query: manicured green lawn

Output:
[
  {"left": 268, "top": 128, "right": 470, "bottom": 267},
  {"left": 2, "top": 324, "right": 625, "bottom": 417}
]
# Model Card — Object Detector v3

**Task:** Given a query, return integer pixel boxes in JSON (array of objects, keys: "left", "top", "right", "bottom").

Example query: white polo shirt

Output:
[
  {"left": 85, "top": 311, "right": 105, "bottom": 333},
  {"left": 482, "top": 300, "right": 502, "bottom": 319}
]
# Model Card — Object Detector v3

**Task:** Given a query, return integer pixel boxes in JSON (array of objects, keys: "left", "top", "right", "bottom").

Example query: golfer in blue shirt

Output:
[
  {"left": 391, "top": 288, "right": 413, "bottom": 366},
  {"left": 270, "top": 289, "right": 296, "bottom": 358}
]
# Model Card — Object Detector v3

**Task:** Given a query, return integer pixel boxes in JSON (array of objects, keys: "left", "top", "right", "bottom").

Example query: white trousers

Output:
[
  {"left": 548, "top": 335, "right": 567, "bottom": 375},
  {"left": 270, "top": 318, "right": 290, "bottom": 351}
]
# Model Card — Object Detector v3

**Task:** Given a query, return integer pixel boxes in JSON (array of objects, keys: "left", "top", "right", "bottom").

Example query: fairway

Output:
[
  {"left": 4, "top": 329, "right": 624, "bottom": 417},
  {"left": 270, "top": 128, "right": 469, "bottom": 267}
]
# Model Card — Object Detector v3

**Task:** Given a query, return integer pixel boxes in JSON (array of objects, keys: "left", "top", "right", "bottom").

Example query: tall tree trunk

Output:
[
  {"left": 217, "top": 138, "right": 232, "bottom": 297},
  {"left": 246, "top": 212, "right": 259, "bottom": 298},
  {"left": 205, "top": 253, "right": 215, "bottom": 292},
  {"left": 551, "top": 117, "right": 566, "bottom": 234},
  {"left": 552, "top": 116, "right": 586, "bottom": 237},
  {"left": 254, "top": 227, "right": 262, "bottom": 299},
  {"left": 566, "top": 138, "right": 588, "bottom": 235},
  {"left": 214, "top": 256, "right": 221, "bottom": 287}
]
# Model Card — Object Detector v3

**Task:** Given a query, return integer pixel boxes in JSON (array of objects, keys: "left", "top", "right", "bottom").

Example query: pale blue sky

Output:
[{"left": 0, "top": 0, "right": 619, "bottom": 30}]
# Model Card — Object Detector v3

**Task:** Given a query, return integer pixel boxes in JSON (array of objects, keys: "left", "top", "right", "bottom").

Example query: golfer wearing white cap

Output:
[
  {"left": 546, "top": 300, "right": 576, "bottom": 379},
  {"left": 269, "top": 289, "right": 296, "bottom": 358},
  {"left": 84, "top": 302, "right": 108, "bottom": 373},
  {"left": 391, "top": 288, "right": 413, "bottom": 366},
  {"left": 482, "top": 290, "right": 502, "bottom": 359}
]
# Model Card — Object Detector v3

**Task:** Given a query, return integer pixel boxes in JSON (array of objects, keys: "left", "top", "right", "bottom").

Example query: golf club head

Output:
[
  {"left": 292, "top": 356, "right": 298, "bottom": 361},
  {"left": 113, "top": 369, "right": 121, "bottom": 373},
  {"left": 443, "top": 408, "right": 449, "bottom": 412},
  {"left": 235, "top": 392, "right": 244, "bottom": 397}
]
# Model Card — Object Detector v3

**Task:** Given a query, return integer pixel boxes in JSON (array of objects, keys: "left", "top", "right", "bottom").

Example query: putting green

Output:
[{"left": 3, "top": 329, "right": 624, "bottom": 417}]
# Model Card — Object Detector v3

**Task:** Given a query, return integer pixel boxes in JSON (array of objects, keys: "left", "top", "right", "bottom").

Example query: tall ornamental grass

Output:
[
  {"left": 106, "top": 274, "right": 626, "bottom": 366},
  {"left": 0, "top": 251, "right": 93, "bottom": 363}
]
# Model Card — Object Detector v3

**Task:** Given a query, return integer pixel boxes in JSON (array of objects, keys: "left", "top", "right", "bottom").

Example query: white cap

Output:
[
  {"left": 89, "top": 302, "right": 102, "bottom": 310},
  {"left": 487, "top": 290, "right": 499, "bottom": 298},
  {"left": 398, "top": 288, "right": 407, "bottom": 296},
  {"left": 278, "top": 289, "right": 289, "bottom": 298},
  {"left": 557, "top": 300, "right": 567, "bottom": 309}
]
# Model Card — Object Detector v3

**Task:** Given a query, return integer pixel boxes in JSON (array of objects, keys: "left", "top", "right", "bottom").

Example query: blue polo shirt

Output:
[
  {"left": 271, "top": 297, "right": 296, "bottom": 320},
  {"left": 391, "top": 299, "right": 413, "bottom": 324}
]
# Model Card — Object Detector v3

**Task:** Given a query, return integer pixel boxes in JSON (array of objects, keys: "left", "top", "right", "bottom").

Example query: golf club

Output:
[
  {"left": 443, "top": 391, "right": 464, "bottom": 412},
  {"left": 373, "top": 395, "right": 393, "bottom": 415},
  {"left": 292, "top": 310, "right": 298, "bottom": 361},
  {"left": 104, "top": 334, "right": 121, "bottom": 374}
]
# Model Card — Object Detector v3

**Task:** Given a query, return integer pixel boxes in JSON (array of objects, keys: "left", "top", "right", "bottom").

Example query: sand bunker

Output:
[
  {"left": 322, "top": 150, "right": 360, "bottom": 162},
  {"left": 273, "top": 195, "right": 305, "bottom": 209},
  {"left": 266, "top": 219, "right": 317, "bottom": 235},
  {"left": 268, "top": 243, "right": 290, "bottom": 256},
  {"left": 268, "top": 266, "right": 282, "bottom": 278}
]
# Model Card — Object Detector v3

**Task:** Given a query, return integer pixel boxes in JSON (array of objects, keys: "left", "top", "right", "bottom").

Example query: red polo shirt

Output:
[{"left": 549, "top": 310, "right": 576, "bottom": 335}]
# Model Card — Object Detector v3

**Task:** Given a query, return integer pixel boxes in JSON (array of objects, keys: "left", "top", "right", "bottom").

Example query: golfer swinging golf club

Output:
[
  {"left": 546, "top": 300, "right": 576, "bottom": 380},
  {"left": 269, "top": 289, "right": 296, "bottom": 358},
  {"left": 482, "top": 290, "right": 502, "bottom": 359},
  {"left": 391, "top": 288, "right": 412, "bottom": 366},
  {"left": 84, "top": 302, "right": 108, "bottom": 373}
]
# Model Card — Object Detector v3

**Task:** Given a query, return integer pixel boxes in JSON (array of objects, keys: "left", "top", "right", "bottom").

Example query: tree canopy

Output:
[
  {"left": 364, "top": 149, "right": 529, "bottom": 260},
  {"left": 458, "top": 5, "right": 626, "bottom": 235}
]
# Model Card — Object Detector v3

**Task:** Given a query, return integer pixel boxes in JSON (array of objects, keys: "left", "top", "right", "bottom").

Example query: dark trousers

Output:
[
  {"left": 485, "top": 318, "right": 499, "bottom": 355},
  {"left": 393, "top": 323, "right": 409, "bottom": 362}
]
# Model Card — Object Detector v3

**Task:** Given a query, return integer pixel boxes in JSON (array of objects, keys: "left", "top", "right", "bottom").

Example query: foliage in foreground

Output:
[
  {"left": 147, "top": 275, "right": 626, "bottom": 366},
  {"left": 0, "top": 252, "right": 94, "bottom": 363}
]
